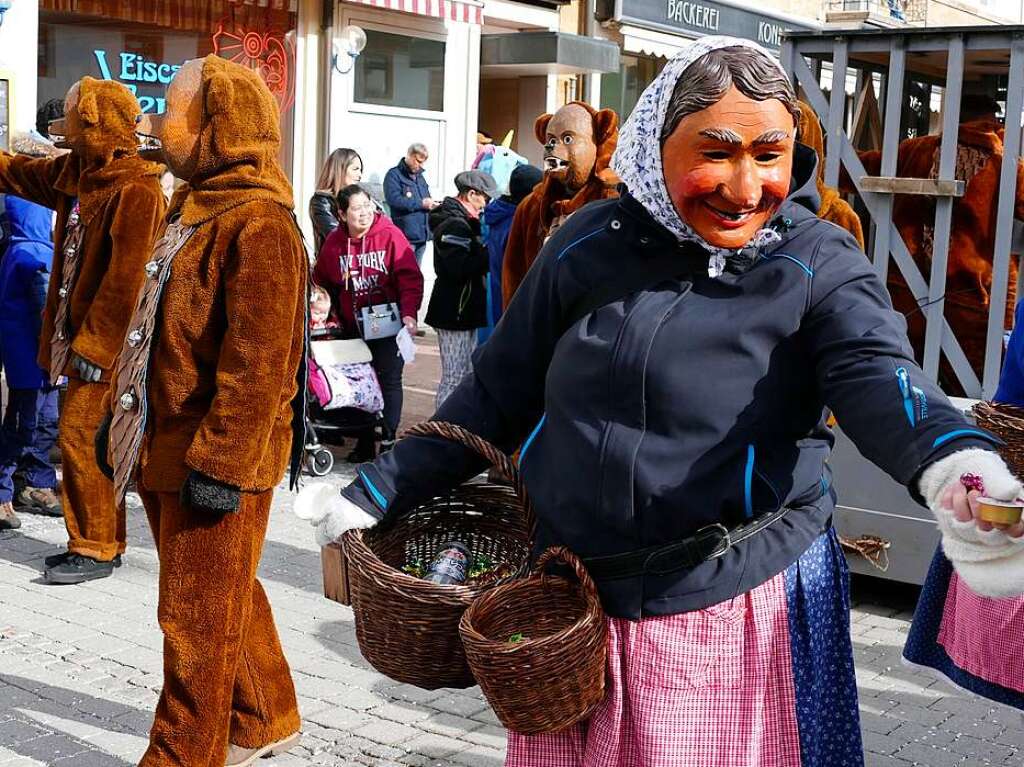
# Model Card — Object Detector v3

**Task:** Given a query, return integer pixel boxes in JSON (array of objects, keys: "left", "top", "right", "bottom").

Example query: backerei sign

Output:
[{"left": 597, "top": 0, "right": 814, "bottom": 51}]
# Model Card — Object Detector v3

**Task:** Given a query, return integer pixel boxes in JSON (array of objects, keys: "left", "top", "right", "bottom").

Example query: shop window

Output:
[
  {"left": 37, "top": 0, "right": 297, "bottom": 176},
  {"left": 354, "top": 29, "right": 445, "bottom": 113},
  {"left": 600, "top": 54, "right": 666, "bottom": 121}
]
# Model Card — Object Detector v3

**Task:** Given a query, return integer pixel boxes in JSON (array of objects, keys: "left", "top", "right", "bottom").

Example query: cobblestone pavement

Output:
[{"left": 2, "top": 338, "right": 1024, "bottom": 766}]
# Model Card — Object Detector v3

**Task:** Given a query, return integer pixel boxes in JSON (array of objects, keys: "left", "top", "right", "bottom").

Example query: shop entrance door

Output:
[{"left": 332, "top": 110, "right": 447, "bottom": 210}]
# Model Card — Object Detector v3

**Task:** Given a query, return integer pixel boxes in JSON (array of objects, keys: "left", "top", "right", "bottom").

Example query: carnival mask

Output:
[
  {"left": 538, "top": 104, "right": 599, "bottom": 193},
  {"left": 661, "top": 86, "right": 794, "bottom": 250},
  {"left": 49, "top": 83, "right": 84, "bottom": 152}
]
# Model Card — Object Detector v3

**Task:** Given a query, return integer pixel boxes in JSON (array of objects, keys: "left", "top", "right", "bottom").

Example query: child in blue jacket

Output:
[{"left": 0, "top": 196, "right": 60, "bottom": 530}]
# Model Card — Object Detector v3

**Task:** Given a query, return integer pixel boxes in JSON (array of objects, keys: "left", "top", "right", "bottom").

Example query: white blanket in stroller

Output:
[{"left": 310, "top": 338, "right": 384, "bottom": 413}]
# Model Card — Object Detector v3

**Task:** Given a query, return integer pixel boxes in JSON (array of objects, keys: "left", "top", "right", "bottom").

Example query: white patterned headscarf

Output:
[{"left": 612, "top": 36, "right": 790, "bottom": 276}]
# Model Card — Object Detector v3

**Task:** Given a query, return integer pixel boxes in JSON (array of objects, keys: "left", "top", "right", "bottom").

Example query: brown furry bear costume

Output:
[
  {"left": 502, "top": 101, "right": 619, "bottom": 306},
  {"left": 0, "top": 78, "right": 164, "bottom": 575},
  {"left": 797, "top": 102, "right": 864, "bottom": 249},
  {"left": 853, "top": 119, "right": 1020, "bottom": 392},
  {"left": 105, "top": 55, "right": 304, "bottom": 766}
]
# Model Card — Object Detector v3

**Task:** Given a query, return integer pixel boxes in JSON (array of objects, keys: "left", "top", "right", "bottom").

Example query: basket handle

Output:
[
  {"left": 533, "top": 546, "right": 601, "bottom": 605},
  {"left": 401, "top": 421, "right": 536, "bottom": 533}
]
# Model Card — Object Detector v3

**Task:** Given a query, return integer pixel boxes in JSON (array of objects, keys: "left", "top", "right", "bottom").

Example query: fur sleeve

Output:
[
  {"left": 0, "top": 152, "right": 67, "bottom": 210},
  {"left": 71, "top": 182, "right": 166, "bottom": 369},
  {"left": 184, "top": 213, "right": 306, "bottom": 489}
]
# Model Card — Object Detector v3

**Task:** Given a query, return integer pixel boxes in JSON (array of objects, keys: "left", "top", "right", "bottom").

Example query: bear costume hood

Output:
[
  {"left": 796, "top": 102, "right": 864, "bottom": 248},
  {"left": 53, "top": 77, "right": 163, "bottom": 225},
  {"left": 176, "top": 54, "right": 294, "bottom": 227}
]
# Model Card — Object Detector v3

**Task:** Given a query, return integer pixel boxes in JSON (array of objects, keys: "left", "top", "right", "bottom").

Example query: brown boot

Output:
[
  {"left": 15, "top": 487, "right": 62, "bottom": 517},
  {"left": 225, "top": 732, "right": 300, "bottom": 766},
  {"left": 0, "top": 501, "right": 21, "bottom": 530}
]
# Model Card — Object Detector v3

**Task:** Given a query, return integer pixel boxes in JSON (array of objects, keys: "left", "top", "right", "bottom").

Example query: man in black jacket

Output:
[{"left": 425, "top": 170, "right": 496, "bottom": 406}]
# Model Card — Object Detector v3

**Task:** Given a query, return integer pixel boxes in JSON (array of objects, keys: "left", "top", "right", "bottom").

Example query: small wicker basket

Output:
[
  {"left": 973, "top": 401, "right": 1024, "bottom": 478},
  {"left": 342, "top": 422, "right": 532, "bottom": 690},
  {"left": 459, "top": 546, "right": 607, "bottom": 735}
]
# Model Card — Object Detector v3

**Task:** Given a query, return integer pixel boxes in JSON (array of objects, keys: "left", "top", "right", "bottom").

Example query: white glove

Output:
[
  {"left": 294, "top": 482, "right": 379, "bottom": 548},
  {"left": 918, "top": 448, "right": 1024, "bottom": 597}
]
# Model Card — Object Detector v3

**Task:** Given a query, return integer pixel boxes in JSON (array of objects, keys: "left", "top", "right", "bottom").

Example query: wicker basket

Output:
[
  {"left": 342, "top": 422, "right": 532, "bottom": 690},
  {"left": 973, "top": 401, "right": 1024, "bottom": 477},
  {"left": 459, "top": 546, "right": 607, "bottom": 735}
]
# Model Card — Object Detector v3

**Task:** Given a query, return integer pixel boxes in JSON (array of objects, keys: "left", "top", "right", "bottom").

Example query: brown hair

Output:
[
  {"left": 316, "top": 148, "right": 363, "bottom": 196},
  {"left": 661, "top": 46, "right": 799, "bottom": 144}
]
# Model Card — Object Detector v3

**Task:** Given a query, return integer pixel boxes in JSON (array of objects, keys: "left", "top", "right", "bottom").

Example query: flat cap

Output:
[{"left": 455, "top": 169, "right": 497, "bottom": 199}]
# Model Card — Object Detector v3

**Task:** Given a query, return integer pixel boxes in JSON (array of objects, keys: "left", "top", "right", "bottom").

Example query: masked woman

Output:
[{"left": 301, "top": 37, "right": 1021, "bottom": 766}]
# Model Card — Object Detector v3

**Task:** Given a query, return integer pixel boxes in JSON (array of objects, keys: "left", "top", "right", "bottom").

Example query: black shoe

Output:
[
  {"left": 44, "top": 553, "right": 117, "bottom": 584},
  {"left": 45, "top": 551, "right": 123, "bottom": 569}
]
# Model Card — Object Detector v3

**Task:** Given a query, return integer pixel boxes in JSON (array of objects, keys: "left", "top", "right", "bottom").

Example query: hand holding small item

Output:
[
  {"left": 919, "top": 448, "right": 1024, "bottom": 597},
  {"left": 295, "top": 482, "right": 379, "bottom": 547}
]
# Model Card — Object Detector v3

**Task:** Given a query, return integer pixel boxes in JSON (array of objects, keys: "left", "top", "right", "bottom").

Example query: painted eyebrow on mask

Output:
[
  {"left": 699, "top": 128, "right": 742, "bottom": 144},
  {"left": 752, "top": 129, "right": 790, "bottom": 145}
]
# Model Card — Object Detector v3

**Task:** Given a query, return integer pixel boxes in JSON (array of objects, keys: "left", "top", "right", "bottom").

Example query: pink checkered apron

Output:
[
  {"left": 506, "top": 570, "right": 802, "bottom": 767},
  {"left": 937, "top": 572, "right": 1024, "bottom": 692}
]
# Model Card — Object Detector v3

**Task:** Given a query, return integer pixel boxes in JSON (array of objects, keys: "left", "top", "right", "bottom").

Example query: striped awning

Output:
[
  {"left": 227, "top": 0, "right": 298, "bottom": 9},
  {"left": 343, "top": 0, "right": 483, "bottom": 24}
]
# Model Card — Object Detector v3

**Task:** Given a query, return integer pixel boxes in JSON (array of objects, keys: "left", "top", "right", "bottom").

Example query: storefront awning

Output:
[
  {"left": 481, "top": 31, "right": 620, "bottom": 76},
  {"left": 619, "top": 24, "right": 688, "bottom": 58},
  {"left": 342, "top": 0, "right": 483, "bottom": 24},
  {"left": 226, "top": 0, "right": 297, "bottom": 9}
]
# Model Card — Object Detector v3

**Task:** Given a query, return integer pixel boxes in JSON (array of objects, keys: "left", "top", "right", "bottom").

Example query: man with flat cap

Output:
[{"left": 426, "top": 169, "right": 497, "bottom": 406}]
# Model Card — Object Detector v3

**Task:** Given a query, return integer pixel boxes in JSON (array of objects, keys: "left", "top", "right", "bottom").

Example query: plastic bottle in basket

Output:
[{"left": 423, "top": 542, "right": 473, "bottom": 585}]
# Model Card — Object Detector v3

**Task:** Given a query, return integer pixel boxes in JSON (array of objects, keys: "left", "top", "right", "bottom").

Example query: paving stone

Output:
[{"left": 4, "top": 467, "right": 1022, "bottom": 767}]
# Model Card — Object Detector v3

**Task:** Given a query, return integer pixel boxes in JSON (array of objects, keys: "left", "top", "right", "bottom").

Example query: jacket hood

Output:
[
  {"left": 53, "top": 78, "right": 163, "bottom": 223},
  {"left": 178, "top": 55, "right": 294, "bottom": 226},
  {"left": 788, "top": 142, "right": 822, "bottom": 217},
  {"left": 5, "top": 196, "right": 53, "bottom": 244},
  {"left": 483, "top": 197, "right": 516, "bottom": 227},
  {"left": 429, "top": 196, "right": 475, "bottom": 230}
]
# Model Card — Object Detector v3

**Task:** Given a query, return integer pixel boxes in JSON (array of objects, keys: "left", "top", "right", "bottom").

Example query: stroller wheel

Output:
[{"left": 308, "top": 448, "right": 334, "bottom": 477}]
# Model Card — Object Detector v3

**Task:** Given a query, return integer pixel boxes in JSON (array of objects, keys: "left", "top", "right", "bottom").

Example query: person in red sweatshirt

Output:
[{"left": 314, "top": 184, "right": 423, "bottom": 460}]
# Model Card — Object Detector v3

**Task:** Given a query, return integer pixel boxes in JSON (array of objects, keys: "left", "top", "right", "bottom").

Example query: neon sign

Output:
[
  {"left": 88, "top": 22, "right": 295, "bottom": 115},
  {"left": 212, "top": 22, "right": 295, "bottom": 113},
  {"left": 93, "top": 50, "right": 181, "bottom": 113}
]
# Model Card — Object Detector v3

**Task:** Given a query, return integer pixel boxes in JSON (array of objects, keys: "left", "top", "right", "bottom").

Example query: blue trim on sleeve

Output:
[
  {"left": 557, "top": 229, "right": 604, "bottom": 261},
  {"left": 765, "top": 252, "right": 814, "bottom": 278},
  {"left": 744, "top": 444, "right": 755, "bottom": 519},
  {"left": 359, "top": 470, "right": 388, "bottom": 510},
  {"left": 931, "top": 429, "right": 1000, "bottom": 449},
  {"left": 519, "top": 414, "right": 546, "bottom": 466}
]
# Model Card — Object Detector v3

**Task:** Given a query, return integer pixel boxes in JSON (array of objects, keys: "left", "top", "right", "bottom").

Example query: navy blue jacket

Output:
[
  {"left": 344, "top": 144, "right": 999, "bottom": 619},
  {"left": 0, "top": 196, "right": 52, "bottom": 389},
  {"left": 384, "top": 158, "right": 432, "bottom": 246},
  {"left": 483, "top": 197, "right": 517, "bottom": 328}
]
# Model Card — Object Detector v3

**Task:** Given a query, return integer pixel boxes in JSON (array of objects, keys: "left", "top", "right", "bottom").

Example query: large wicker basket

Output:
[
  {"left": 974, "top": 401, "right": 1024, "bottom": 477},
  {"left": 459, "top": 546, "right": 607, "bottom": 735},
  {"left": 342, "top": 422, "right": 532, "bottom": 690}
]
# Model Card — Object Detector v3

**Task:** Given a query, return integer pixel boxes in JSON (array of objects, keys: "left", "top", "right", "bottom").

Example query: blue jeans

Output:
[
  {"left": 412, "top": 242, "right": 426, "bottom": 266},
  {"left": 0, "top": 387, "right": 59, "bottom": 502}
]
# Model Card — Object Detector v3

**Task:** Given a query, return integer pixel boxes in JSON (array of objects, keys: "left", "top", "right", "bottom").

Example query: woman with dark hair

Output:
[
  {"left": 314, "top": 184, "right": 423, "bottom": 460},
  {"left": 302, "top": 37, "right": 1020, "bottom": 764},
  {"left": 310, "top": 148, "right": 365, "bottom": 253}
]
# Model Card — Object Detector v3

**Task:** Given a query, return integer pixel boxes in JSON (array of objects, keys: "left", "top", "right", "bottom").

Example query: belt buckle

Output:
[{"left": 697, "top": 522, "right": 732, "bottom": 559}]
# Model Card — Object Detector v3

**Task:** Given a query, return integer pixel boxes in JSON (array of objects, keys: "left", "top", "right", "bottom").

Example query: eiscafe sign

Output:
[{"left": 598, "top": 0, "right": 813, "bottom": 51}]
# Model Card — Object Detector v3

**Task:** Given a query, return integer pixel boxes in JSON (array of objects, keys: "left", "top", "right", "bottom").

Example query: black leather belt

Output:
[{"left": 581, "top": 506, "right": 792, "bottom": 581}]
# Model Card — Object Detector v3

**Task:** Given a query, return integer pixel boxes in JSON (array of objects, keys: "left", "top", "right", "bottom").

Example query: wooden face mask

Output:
[
  {"left": 661, "top": 86, "right": 794, "bottom": 250},
  {"left": 541, "top": 104, "right": 599, "bottom": 193}
]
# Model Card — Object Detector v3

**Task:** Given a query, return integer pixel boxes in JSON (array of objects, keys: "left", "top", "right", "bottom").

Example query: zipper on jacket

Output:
[
  {"left": 744, "top": 445, "right": 755, "bottom": 519},
  {"left": 896, "top": 367, "right": 915, "bottom": 427},
  {"left": 628, "top": 284, "right": 693, "bottom": 541}
]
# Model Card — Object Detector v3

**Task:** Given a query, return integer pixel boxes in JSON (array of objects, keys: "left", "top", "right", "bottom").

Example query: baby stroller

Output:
[{"left": 304, "top": 288, "right": 386, "bottom": 476}]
